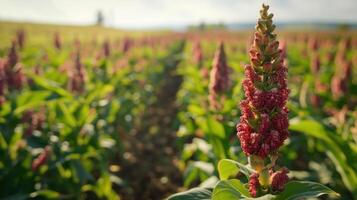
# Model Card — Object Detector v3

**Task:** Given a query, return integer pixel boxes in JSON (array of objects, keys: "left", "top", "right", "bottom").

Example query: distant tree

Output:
[
  {"left": 198, "top": 22, "right": 206, "bottom": 31},
  {"left": 337, "top": 23, "right": 350, "bottom": 31},
  {"left": 217, "top": 22, "right": 226, "bottom": 29},
  {"left": 96, "top": 10, "right": 104, "bottom": 26}
]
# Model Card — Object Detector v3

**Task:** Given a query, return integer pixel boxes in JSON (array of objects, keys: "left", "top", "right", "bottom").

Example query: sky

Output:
[{"left": 0, "top": 0, "right": 356, "bottom": 29}]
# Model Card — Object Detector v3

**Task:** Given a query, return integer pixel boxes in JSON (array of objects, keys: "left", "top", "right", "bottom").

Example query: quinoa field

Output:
[{"left": 0, "top": 3, "right": 357, "bottom": 200}]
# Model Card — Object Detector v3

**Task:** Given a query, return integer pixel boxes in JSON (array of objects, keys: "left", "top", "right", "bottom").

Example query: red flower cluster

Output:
[
  {"left": 68, "top": 51, "right": 86, "bottom": 93},
  {"left": 103, "top": 39, "right": 111, "bottom": 58},
  {"left": 270, "top": 168, "right": 289, "bottom": 192},
  {"left": 310, "top": 54, "right": 322, "bottom": 107},
  {"left": 32, "top": 146, "right": 51, "bottom": 172},
  {"left": 331, "top": 38, "right": 352, "bottom": 100},
  {"left": 308, "top": 37, "right": 319, "bottom": 52},
  {"left": 310, "top": 54, "right": 320, "bottom": 75},
  {"left": 0, "top": 41, "right": 26, "bottom": 105},
  {"left": 192, "top": 40, "right": 203, "bottom": 64},
  {"left": 209, "top": 42, "right": 230, "bottom": 109},
  {"left": 122, "top": 37, "right": 132, "bottom": 54},
  {"left": 249, "top": 173, "right": 260, "bottom": 197},
  {"left": 6, "top": 41, "right": 26, "bottom": 90},
  {"left": 237, "top": 4, "right": 289, "bottom": 158},
  {"left": 16, "top": 29, "right": 25, "bottom": 49},
  {"left": 22, "top": 109, "right": 46, "bottom": 136}
]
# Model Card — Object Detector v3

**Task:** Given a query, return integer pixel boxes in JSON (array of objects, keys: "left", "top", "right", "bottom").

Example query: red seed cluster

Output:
[
  {"left": 209, "top": 42, "right": 230, "bottom": 109},
  {"left": 331, "top": 38, "right": 352, "bottom": 100},
  {"left": 192, "top": 41, "right": 203, "bottom": 64},
  {"left": 237, "top": 4, "right": 289, "bottom": 158},
  {"left": 16, "top": 29, "right": 25, "bottom": 49},
  {"left": 249, "top": 173, "right": 260, "bottom": 197},
  {"left": 32, "top": 146, "right": 51, "bottom": 172},
  {"left": 69, "top": 51, "right": 86, "bottom": 93},
  {"left": 310, "top": 54, "right": 320, "bottom": 75},
  {"left": 122, "top": 37, "right": 132, "bottom": 54},
  {"left": 270, "top": 168, "right": 289, "bottom": 192},
  {"left": 1, "top": 41, "right": 26, "bottom": 96},
  {"left": 103, "top": 39, "right": 111, "bottom": 58},
  {"left": 22, "top": 109, "right": 46, "bottom": 136}
]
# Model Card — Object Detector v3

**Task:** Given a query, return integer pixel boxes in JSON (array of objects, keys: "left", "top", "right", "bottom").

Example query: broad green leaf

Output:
[
  {"left": 58, "top": 102, "right": 77, "bottom": 127},
  {"left": 199, "top": 176, "right": 219, "bottom": 188},
  {"left": 191, "top": 161, "right": 215, "bottom": 174},
  {"left": 197, "top": 116, "right": 225, "bottom": 138},
  {"left": 188, "top": 104, "right": 206, "bottom": 116},
  {"left": 207, "top": 117, "right": 226, "bottom": 138},
  {"left": 95, "top": 173, "right": 120, "bottom": 200},
  {"left": 275, "top": 181, "right": 339, "bottom": 200},
  {"left": 253, "top": 194, "right": 277, "bottom": 200},
  {"left": 218, "top": 159, "right": 240, "bottom": 180},
  {"left": 14, "top": 91, "right": 52, "bottom": 115},
  {"left": 290, "top": 119, "right": 357, "bottom": 196},
  {"left": 167, "top": 187, "right": 212, "bottom": 200},
  {"left": 212, "top": 179, "right": 251, "bottom": 200},
  {"left": 218, "top": 159, "right": 253, "bottom": 177},
  {"left": 85, "top": 84, "right": 114, "bottom": 103},
  {"left": 29, "top": 74, "right": 72, "bottom": 99},
  {"left": 210, "top": 137, "right": 227, "bottom": 159},
  {"left": 184, "top": 161, "right": 214, "bottom": 187}
]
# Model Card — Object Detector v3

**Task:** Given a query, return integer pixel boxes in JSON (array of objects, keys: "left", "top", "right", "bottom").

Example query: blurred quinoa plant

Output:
[
  {"left": 0, "top": 41, "right": 26, "bottom": 103},
  {"left": 209, "top": 42, "right": 230, "bottom": 111},
  {"left": 192, "top": 40, "right": 203, "bottom": 65},
  {"left": 68, "top": 50, "right": 86, "bottom": 93},
  {"left": 16, "top": 29, "right": 25, "bottom": 49},
  {"left": 54, "top": 32, "right": 62, "bottom": 50}
]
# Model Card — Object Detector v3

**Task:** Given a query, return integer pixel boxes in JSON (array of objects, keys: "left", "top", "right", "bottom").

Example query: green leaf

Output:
[
  {"left": 188, "top": 104, "right": 206, "bottom": 116},
  {"left": 72, "top": 159, "right": 94, "bottom": 184},
  {"left": 14, "top": 91, "right": 52, "bottom": 115},
  {"left": 253, "top": 194, "right": 277, "bottom": 200},
  {"left": 94, "top": 173, "right": 120, "bottom": 200},
  {"left": 85, "top": 84, "right": 114, "bottom": 103},
  {"left": 197, "top": 116, "right": 225, "bottom": 138},
  {"left": 218, "top": 159, "right": 253, "bottom": 177},
  {"left": 218, "top": 159, "right": 240, "bottom": 180},
  {"left": 0, "top": 131, "right": 8, "bottom": 149},
  {"left": 210, "top": 137, "right": 227, "bottom": 159},
  {"left": 290, "top": 119, "right": 357, "bottom": 196},
  {"left": 29, "top": 74, "right": 72, "bottom": 99},
  {"left": 58, "top": 102, "right": 77, "bottom": 127},
  {"left": 167, "top": 187, "right": 212, "bottom": 200},
  {"left": 30, "top": 190, "right": 60, "bottom": 199},
  {"left": 212, "top": 179, "right": 251, "bottom": 200},
  {"left": 184, "top": 161, "right": 214, "bottom": 187},
  {"left": 275, "top": 181, "right": 339, "bottom": 200}
]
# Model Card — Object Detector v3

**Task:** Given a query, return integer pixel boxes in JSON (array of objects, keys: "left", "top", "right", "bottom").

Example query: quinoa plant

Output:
[{"left": 168, "top": 4, "right": 339, "bottom": 200}]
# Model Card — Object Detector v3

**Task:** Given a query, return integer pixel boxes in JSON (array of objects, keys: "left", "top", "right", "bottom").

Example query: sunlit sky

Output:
[{"left": 0, "top": 0, "right": 356, "bottom": 29}]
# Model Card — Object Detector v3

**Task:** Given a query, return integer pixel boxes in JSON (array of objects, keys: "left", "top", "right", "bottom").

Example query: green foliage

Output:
[
  {"left": 212, "top": 179, "right": 251, "bottom": 199},
  {"left": 0, "top": 21, "right": 356, "bottom": 199},
  {"left": 290, "top": 119, "right": 357, "bottom": 197},
  {"left": 167, "top": 187, "right": 212, "bottom": 200}
]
